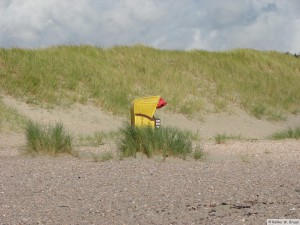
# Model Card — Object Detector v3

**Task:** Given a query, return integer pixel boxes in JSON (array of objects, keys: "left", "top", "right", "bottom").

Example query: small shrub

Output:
[
  {"left": 25, "top": 121, "right": 72, "bottom": 155},
  {"left": 118, "top": 125, "right": 192, "bottom": 159},
  {"left": 271, "top": 128, "right": 300, "bottom": 140}
]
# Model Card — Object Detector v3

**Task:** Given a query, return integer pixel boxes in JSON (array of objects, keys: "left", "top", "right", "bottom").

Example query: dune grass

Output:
[
  {"left": 76, "top": 130, "right": 119, "bottom": 146},
  {"left": 25, "top": 121, "right": 73, "bottom": 155},
  {"left": 0, "top": 45, "right": 299, "bottom": 120},
  {"left": 0, "top": 99, "right": 27, "bottom": 132},
  {"left": 193, "top": 145, "right": 205, "bottom": 160},
  {"left": 270, "top": 128, "right": 300, "bottom": 140},
  {"left": 214, "top": 133, "right": 242, "bottom": 144},
  {"left": 118, "top": 125, "right": 192, "bottom": 159},
  {"left": 77, "top": 132, "right": 104, "bottom": 146}
]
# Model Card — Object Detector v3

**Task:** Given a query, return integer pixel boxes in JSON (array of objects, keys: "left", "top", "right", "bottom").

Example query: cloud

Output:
[
  {"left": 0, "top": 0, "right": 299, "bottom": 53},
  {"left": 188, "top": 0, "right": 300, "bottom": 53}
]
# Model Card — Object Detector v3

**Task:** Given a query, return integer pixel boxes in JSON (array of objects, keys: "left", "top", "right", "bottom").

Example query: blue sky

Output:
[{"left": 0, "top": 0, "right": 299, "bottom": 53}]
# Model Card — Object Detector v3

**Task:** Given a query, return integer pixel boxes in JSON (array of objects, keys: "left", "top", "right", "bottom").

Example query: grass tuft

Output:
[
  {"left": 25, "top": 121, "right": 73, "bottom": 155},
  {"left": 118, "top": 125, "right": 192, "bottom": 159},
  {"left": 214, "top": 133, "right": 242, "bottom": 144},
  {"left": 270, "top": 128, "right": 300, "bottom": 140},
  {"left": 193, "top": 145, "right": 205, "bottom": 160}
]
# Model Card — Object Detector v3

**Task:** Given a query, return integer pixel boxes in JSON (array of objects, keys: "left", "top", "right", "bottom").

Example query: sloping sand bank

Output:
[{"left": 2, "top": 94, "right": 300, "bottom": 139}]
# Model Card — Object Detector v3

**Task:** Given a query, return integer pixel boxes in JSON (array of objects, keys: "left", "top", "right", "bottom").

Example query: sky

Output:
[{"left": 0, "top": 0, "right": 299, "bottom": 53}]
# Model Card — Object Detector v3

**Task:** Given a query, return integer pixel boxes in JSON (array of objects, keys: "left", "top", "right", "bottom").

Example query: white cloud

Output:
[{"left": 0, "top": 0, "right": 299, "bottom": 53}]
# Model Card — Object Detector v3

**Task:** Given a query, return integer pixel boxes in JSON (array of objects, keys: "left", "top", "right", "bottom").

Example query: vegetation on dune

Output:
[
  {"left": 0, "top": 99, "right": 27, "bottom": 131},
  {"left": 118, "top": 125, "right": 193, "bottom": 159},
  {"left": 76, "top": 131, "right": 119, "bottom": 147},
  {"left": 25, "top": 121, "right": 73, "bottom": 155},
  {"left": 0, "top": 45, "right": 300, "bottom": 120},
  {"left": 24, "top": 120, "right": 200, "bottom": 160},
  {"left": 193, "top": 145, "right": 205, "bottom": 160},
  {"left": 214, "top": 133, "right": 242, "bottom": 144},
  {"left": 270, "top": 128, "right": 300, "bottom": 140}
]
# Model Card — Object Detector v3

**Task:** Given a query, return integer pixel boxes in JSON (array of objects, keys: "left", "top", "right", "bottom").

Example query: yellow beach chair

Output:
[{"left": 131, "top": 96, "right": 167, "bottom": 128}]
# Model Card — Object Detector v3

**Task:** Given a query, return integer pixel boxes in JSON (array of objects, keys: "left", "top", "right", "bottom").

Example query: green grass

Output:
[
  {"left": 270, "top": 128, "right": 300, "bottom": 140},
  {"left": 1, "top": 45, "right": 299, "bottom": 120},
  {"left": 25, "top": 121, "right": 73, "bottom": 155},
  {"left": 76, "top": 132, "right": 105, "bottom": 146},
  {"left": 214, "top": 133, "right": 242, "bottom": 144},
  {"left": 193, "top": 145, "right": 205, "bottom": 160},
  {"left": 118, "top": 125, "right": 192, "bottom": 159},
  {"left": 0, "top": 99, "right": 27, "bottom": 132},
  {"left": 76, "top": 130, "right": 119, "bottom": 146}
]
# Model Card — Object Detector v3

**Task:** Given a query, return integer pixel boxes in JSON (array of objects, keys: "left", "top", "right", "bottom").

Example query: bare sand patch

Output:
[
  {"left": 0, "top": 138, "right": 299, "bottom": 225},
  {"left": 1, "top": 94, "right": 125, "bottom": 135},
  {"left": 156, "top": 109, "right": 300, "bottom": 139}
]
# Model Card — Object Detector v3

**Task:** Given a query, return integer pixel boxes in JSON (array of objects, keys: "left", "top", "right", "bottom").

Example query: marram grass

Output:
[
  {"left": 118, "top": 125, "right": 192, "bottom": 159},
  {"left": 270, "top": 128, "right": 300, "bottom": 140},
  {"left": 214, "top": 133, "right": 242, "bottom": 144},
  {"left": 0, "top": 99, "right": 27, "bottom": 132},
  {"left": 1, "top": 45, "right": 300, "bottom": 119},
  {"left": 25, "top": 121, "right": 73, "bottom": 155}
]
